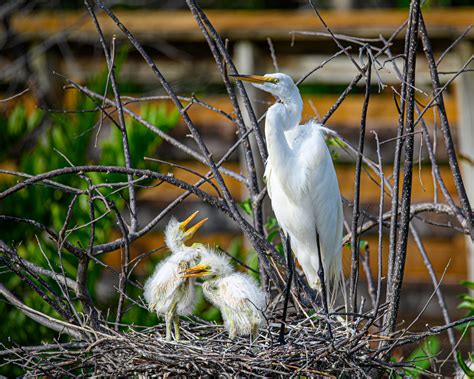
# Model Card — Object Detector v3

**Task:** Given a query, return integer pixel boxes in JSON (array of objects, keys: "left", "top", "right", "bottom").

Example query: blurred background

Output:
[{"left": 0, "top": 0, "right": 473, "bottom": 373}]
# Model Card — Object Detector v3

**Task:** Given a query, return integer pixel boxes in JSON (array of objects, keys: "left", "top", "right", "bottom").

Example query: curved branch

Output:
[
  {"left": 0, "top": 284, "right": 82, "bottom": 339},
  {"left": 0, "top": 166, "right": 225, "bottom": 212},
  {"left": 342, "top": 202, "right": 460, "bottom": 245}
]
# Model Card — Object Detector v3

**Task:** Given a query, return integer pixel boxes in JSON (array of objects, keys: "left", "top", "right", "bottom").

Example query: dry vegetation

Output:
[{"left": 0, "top": 0, "right": 473, "bottom": 377}]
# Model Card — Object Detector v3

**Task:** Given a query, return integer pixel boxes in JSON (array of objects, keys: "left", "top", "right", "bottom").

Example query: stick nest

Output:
[{"left": 5, "top": 316, "right": 399, "bottom": 377}]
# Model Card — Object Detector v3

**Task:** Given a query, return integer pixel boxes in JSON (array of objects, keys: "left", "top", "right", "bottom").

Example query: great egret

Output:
[
  {"left": 144, "top": 211, "right": 207, "bottom": 341},
  {"left": 230, "top": 73, "right": 343, "bottom": 295},
  {"left": 182, "top": 248, "right": 266, "bottom": 340}
]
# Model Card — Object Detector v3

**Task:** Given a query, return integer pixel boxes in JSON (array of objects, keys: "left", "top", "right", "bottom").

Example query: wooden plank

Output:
[
  {"left": 134, "top": 161, "right": 458, "bottom": 205},
  {"left": 137, "top": 161, "right": 243, "bottom": 202},
  {"left": 302, "top": 94, "right": 458, "bottom": 126},
  {"left": 103, "top": 231, "right": 240, "bottom": 273},
  {"left": 10, "top": 91, "right": 459, "bottom": 129},
  {"left": 122, "top": 93, "right": 459, "bottom": 128},
  {"left": 341, "top": 234, "right": 467, "bottom": 284},
  {"left": 336, "top": 164, "right": 457, "bottom": 204},
  {"left": 47, "top": 53, "right": 461, "bottom": 86},
  {"left": 269, "top": 54, "right": 460, "bottom": 85},
  {"left": 103, "top": 229, "right": 467, "bottom": 283},
  {"left": 11, "top": 9, "right": 474, "bottom": 42}
]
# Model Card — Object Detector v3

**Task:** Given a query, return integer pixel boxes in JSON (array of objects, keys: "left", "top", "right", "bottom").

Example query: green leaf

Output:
[
  {"left": 345, "top": 240, "right": 369, "bottom": 250},
  {"left": 402, "top": 336, "right": 440, "bottom": 378},
  {"left": 264, "top": 216, "right": 278, "bottom": 230},
  {"left": 456, "top": 352, "right": 474, "bottom": 378},
  {"left": 246, "top": 252, "right": 260, "bottom": 281},
  {"left": 238, "top": 198, "right": 252, "bottom": 216},
  {"left": 266, "top": 230, "right": 280, "bottom": 243},
  {"left": 359, "top": 240, "right": 368, "bottom": 250},
  {"left": 458, "top": 301, "right": 474, "bottom": 310},
  {"left": 27, "top": 108, "right": 44, "bottom": 131},
  {"left": 460, "top": 280, "right": 474, "bottom": 290},
  {"left": 7, "top": 104, "right": 26, "bottom": 135}
]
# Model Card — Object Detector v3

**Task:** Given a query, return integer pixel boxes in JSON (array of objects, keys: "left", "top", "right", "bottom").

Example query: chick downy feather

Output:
[
  {"left": 143, "top": 217, "right": 199, "bottom": 317},
  {"left": 199, "top": 250, "right": 267, "bottom": 337}
]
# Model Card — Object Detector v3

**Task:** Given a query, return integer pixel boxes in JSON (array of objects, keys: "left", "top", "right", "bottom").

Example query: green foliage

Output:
[
  {"left": 346, "top": 239, "right": 369, "bottom": 250},
  {"left": 238, "top": 197, "right": 253, "bottom": 216},
  {"left": 0, "top": 51, "right": 178, "bottom": 374},
  {"left": 264, "top": 216, "right": 280, "bottom": 247},
  {"left": 458, "top": 280, "right": 474, "bottom": 319},
  {"left": 238, "top": 200, "right": 283, "bottom": 253},
  {"left": 393, "top": 336, "right": 441, "bottom": 378},
  {"left": 0, "top": 105, "right": 44, "bottom": 160},
  {"left": 456, "top": 351, "right": 474, "bottom": 378},
  {"left": 325, "top": 135, "right": 346, "bottom": 160},
  {"left": 455, "top": 280, "right": 474, "bottom": 377}
]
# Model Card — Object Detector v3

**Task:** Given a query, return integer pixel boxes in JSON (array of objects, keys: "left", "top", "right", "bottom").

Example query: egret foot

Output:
[{"left": 173, "top": 315, "right": 181, "bottom": 341}]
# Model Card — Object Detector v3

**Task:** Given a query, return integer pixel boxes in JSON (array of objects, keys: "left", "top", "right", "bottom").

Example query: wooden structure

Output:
[{"left": 1, "top": 8, "right": 473, "bottom": 323}]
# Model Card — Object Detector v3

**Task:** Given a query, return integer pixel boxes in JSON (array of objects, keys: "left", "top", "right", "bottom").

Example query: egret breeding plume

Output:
[
  {"left": 231, "top": 73, "right": 343, "bottom": 296},
  {"left": 144, "top": 211, "right": 207, "bottom": 341},
  {"left": 182, "top": 249, "right": 266, "bottom": 340}
]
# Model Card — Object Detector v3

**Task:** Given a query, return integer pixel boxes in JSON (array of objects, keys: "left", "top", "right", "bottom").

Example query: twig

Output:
[
  {"left": 349, "top": 52, "right": 371, "bottom": 313},
  {"left": 385, "top": 0, "right": 421, "bottom": 336}
]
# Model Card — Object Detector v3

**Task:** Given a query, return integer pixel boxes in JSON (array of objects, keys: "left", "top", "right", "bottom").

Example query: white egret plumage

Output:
[
  {"left": 231, "top": 73, "right": 344, "bottom": 296},
  {"left": 183, "top": 249, "right": 266, "bottom": 340},
  {"left": 143, "top": 211, "right": 207, "bottom": 341}
]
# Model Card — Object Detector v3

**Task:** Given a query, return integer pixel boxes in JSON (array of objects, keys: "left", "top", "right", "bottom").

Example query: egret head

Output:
[
  {"left": 181, "top": 250, "right": 233, "bottom": 279},
  {"left": 230, "top": 73, "right": 298, "bottom": 101},
  {"left": 165, "top": 211, "right": 207, "bottom": 252}
]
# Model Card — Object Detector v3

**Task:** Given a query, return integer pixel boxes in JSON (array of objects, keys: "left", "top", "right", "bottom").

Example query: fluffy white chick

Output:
[
  {"left": 144, "top": 211, "right": 207, "bottom": 341},
  {"left": 183, "top": 248, "right": 266, "bottom": 340}
]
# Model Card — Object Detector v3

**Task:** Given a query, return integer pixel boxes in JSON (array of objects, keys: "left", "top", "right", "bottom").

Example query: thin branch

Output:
[
  {"left": 350, "top": 52, "right": 371, "bottom": 313},
  {"left": 419, "top": 15, "right": 473, "bottom": 240}
]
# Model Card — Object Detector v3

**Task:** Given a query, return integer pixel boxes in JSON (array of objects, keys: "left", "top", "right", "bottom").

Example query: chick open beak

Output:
[
  {"left": 229, "top": 74, "right": 278, "bottom": 84},
  {"left": 179, "top": 211, "right": 208, "bottom": 240},
  {"left": 181, "top": 264, "right": 210, "bottom": 278}
]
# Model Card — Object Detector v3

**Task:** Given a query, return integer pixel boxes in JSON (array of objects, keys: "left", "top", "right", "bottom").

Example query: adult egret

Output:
[
  {"left": 231, "top": 73, "right": 343, "bottom": 296},
  {"left": 182, "top": 249, "right": 266, "bottom": 340},
  {"left": 144, "top": 211, "right": 207, "bottom": 341}
]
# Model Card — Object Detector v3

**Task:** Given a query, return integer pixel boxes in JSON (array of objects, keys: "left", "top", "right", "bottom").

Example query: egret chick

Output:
[
  {"left": 230, "top": 73, "right": 343, "bottom": 296},
  {"left": 183, "top": 249, "right": 266, "bottom": 340},
  {"left": 144, "top": 211, "right": 207, "bottom": 341}
]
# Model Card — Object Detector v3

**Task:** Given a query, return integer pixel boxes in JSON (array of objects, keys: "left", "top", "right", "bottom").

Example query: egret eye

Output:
[{"left": 263, "top": 76, "right": 279, "bottom": 84}]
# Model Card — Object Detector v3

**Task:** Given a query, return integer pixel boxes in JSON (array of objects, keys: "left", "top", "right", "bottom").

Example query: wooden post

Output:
[
  {"left": 455, "top": 41, "right": 474, "bottom": 348},
  {"left": 234, "top": 40, "right": 267, "bottom": 201},
  {"left": 234, "top": 40, "right": 270, "bottom": 288}
]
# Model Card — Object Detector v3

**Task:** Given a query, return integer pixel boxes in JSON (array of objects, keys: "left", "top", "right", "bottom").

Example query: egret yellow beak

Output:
[
  {"left": 181, "top": 264, "right": 210, "bottom": 278},
  {"left": 229, "top": 74, "right": 278, "bottom": 84},
  {"left": 179, "top": 211, "right": 208, "bottom": 241}
]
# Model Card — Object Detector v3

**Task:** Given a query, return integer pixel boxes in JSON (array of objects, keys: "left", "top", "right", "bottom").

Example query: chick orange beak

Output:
[
  {"left": 181, "top": 264, "right": 210, "bottom": 278},
  {"left": 179, "top": 211, "right": 208, "bottom": 240},
  {"left": 229, "top": 74, "right": 278, "bottom": 84}
]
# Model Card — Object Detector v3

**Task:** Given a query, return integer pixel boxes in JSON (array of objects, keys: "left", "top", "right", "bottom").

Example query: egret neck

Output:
[{"left": 264, "top": 90, "right": 303, "bottom": 190}]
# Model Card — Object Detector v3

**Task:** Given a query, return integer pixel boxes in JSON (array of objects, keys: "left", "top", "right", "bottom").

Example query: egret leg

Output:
[
  {"left": 278, "top": 233, "right": 293, "bottom": 345},
  {"left": 228, "top": 323, "right": 236, "bottom": 340},
  {"left": 165, "top": 313, "right": 172, "bottom": 342},
  {"left": 173, "top": 314, "right": 180, "bottom": 341},
  {"left": 251, "top": 322, "right": 259, "bottom": 342},
  {"left": 315, "top": 231, "right": 333, "bottom": 339},
  {"left": 224, "top": 307, "right": 236, "bottom": 339},
  {"left": 165, "top": 301, "right": 178, "bottom": 342}
]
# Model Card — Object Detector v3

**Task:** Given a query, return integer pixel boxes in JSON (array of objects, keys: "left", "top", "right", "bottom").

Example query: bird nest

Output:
[{"left": 6, "top": 316, "right": 404, "bottom": 377}]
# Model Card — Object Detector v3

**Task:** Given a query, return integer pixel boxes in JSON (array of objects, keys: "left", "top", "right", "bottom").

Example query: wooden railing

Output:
[{"left": 1, "top": 9, "right": 473, "bottom": 293}]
